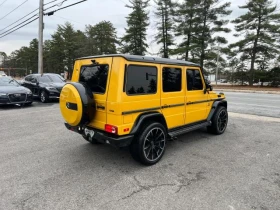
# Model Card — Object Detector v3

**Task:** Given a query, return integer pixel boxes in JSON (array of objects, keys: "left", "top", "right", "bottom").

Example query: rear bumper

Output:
[{"left": 64, "top": 123, "right": 134, "bottom": 147}]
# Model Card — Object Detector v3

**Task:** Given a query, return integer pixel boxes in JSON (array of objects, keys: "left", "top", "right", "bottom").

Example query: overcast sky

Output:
[{"left": 0, "top": 0, "right": 279, "bottom": 56}]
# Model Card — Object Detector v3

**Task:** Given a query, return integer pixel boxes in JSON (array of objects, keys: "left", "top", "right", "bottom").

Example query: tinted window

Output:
[
  {"left": 162, "top": 67, "right": 182, "bottom": 92},
  {"left": 38, "top": 75, "right": 51, "bottom": 83},
  {"left": 80, "top": 65, "right": 109, "bottom": 94},
  {"left": 48, "top": 75, "right": 65, "bottom": 83},
  {"left": 125, "top": 65, "right": 157, "bottom": 95},
  {"left": 187, "top": 69, "right": 203, "bottom": 90},
  {"left": 25, "top": 75, "right": 32, "bottom": 82}
]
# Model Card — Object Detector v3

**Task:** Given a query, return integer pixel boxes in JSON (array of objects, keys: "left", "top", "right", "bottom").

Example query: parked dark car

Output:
[
  {"left": 22, "top": 73, "right": 66, "bottom": 103},
  {"left": 0, "top": 76, "right": 33, "bottom": 106}
]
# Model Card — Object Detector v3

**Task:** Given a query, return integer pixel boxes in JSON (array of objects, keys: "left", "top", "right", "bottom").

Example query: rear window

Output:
[
  {"left": 80, "top": 65, "right": 109, "bottom": 94},
  {"left": 125, "top": 65, "right": 157, "bottom": 95}
]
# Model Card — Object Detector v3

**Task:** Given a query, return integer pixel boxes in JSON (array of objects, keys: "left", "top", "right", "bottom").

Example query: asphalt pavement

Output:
[
  {"left": 222, "top": 91, "right": 280, "bottom": 118},
  {"left": 0, "top": 93, "right": 280, "bottom": 210}
]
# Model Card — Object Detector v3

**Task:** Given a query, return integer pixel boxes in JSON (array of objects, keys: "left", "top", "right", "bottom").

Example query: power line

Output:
[
  {"left": 0, "top": 0, "right": 8, "bottom": 7},
  {"left": 0, "top": 17, "right": 38, "bottom": 38},
  {"left": 51, "top": 14, "right": 84, "bottom": 24},
  {"left": 44, "top": 0, "right": 60, "bottom": 6},
  {"left": 0, "top": 14, "right": 37, "bottom": 36},
  {"left": 0, "top": 8, "right": 38, "bottom": 32},
  {"left": 44, "top": 0, "right": 68, "bottom": 11},
  {"left": 0, "top": 0, "right": 68, "bottom": 34},
  {"left": 0, "top": 0, "right": 28, "bottom": 21},
  {"left": 45, "top": 0, "right": 87, "bottom": 16}
]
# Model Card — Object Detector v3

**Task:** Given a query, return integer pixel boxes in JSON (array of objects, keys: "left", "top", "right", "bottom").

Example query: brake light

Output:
[{"left": 105, "top": 124, "right": 118, "bottom": 134}]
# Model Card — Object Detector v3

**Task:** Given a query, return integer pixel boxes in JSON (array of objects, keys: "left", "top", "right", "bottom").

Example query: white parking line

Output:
[{"left": 229, "top": 112, "right": 280, "bottom": 122}]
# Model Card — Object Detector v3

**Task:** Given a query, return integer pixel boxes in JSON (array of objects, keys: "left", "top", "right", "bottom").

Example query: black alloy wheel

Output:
[
  {"left": 130, "top": 122, "right": 167, "bottom": 165},
  {"left": 40, "top": 91, "right": 49, "bottom": 103},
  {"left": 207, "top": 106, "right": 228, "bottom": 135}
]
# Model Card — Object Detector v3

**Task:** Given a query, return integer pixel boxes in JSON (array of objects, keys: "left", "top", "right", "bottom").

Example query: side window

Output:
[
  {"left": 187, "top": 69, "right": 203, "bottom": 91},
  {"left": 25, "top": 76, "right": 31, "bottom": 82},
  {"left": 125, "top": 65, "right": 157, "bottom": 95},
  {"left": 162, "top": 67, "right": 182, "bottom": 92},
  {"left": 31, "top": 77, "right": 37, "bottom": 83}
]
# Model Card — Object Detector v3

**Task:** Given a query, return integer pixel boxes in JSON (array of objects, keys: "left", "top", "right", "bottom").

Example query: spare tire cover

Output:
[{"left": 60, "top": 82, "right": 94, "bottom": 126}]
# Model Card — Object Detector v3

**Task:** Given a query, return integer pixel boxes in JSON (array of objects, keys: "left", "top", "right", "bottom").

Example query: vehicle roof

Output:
[
  {"left": 27, "top": 73, "right": 60, "bottom": 77},
  {"left": 76, "top": 54, "right": 200, "bottom": 67}
]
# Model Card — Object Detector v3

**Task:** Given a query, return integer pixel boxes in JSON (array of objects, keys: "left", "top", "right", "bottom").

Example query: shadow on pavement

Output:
[{"left": 0, "top": 99, "right": 59, "bottom": 111}]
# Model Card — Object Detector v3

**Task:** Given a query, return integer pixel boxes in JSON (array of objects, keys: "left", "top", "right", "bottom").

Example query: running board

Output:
[{"left": 168, "top": 121, "right": 211, "bottom": 138}]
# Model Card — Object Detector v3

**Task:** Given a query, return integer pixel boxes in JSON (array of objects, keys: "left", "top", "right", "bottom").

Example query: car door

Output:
[
  {"left": 22, "top": 75, "right": 32, "bottom": 90},
  {"left": 75, "top": 57, "right": 113, "bottom": 130},
  {"left": 185, "top": 68, "right": 208, "bottom": 125},
  {"left": 160, "top": 65, "right": 185, "bottom": 129},
  {"left": 29, "top": 76, "right": 39, "bottom": 96}
]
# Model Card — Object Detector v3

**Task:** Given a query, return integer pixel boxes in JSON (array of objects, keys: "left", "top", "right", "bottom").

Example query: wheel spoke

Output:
[
  {"left": 146, "top": 147, "right": 152, "bottom": 158},
  {"left": 143, "top": 127, "right": 166, "bottom": 161}
]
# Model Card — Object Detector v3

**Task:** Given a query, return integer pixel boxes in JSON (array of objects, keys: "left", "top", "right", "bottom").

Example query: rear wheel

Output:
[
  {"left": 40, "top": 91, "right": 49, "bottom": 103},
  {"left": 130, "top": 122, "right": 167, "bottom": 165},
  {"left": 207, "top": 106, "right": 228, "bottom": 135}
]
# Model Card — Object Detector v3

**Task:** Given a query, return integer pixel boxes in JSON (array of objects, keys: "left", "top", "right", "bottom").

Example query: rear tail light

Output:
[{"left": 105, "top": 124, "right": 118, "bottom": 134}]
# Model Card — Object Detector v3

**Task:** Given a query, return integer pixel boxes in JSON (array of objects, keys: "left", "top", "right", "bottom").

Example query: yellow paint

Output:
[{"left": 60, "top": 55, "right": 225, "bottom": 135}]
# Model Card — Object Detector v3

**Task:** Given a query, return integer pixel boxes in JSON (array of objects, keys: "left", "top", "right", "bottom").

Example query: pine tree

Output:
[
  {"left": 230, "top": 0, "right": 280, "bottom": 85},
  {"left": 173, "top": 0, "right": 231, "bottom": 72},
  {"left": 85, "top": 21, "right": 118, "bottom": 55},
  {"left": 154, "top": 0, "right": 174, "bottom": 58},
  {"left": 173, "top": 0, "right": 201, "bottom": 61},
  {"left": 122, "top": 0, "right": 149, "bottom": 55},
  {"left": 196, "top": 0, "right": 232, "bottom": 71}
]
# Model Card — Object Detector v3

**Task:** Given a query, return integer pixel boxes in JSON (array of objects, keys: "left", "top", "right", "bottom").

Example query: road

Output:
[
  {"left": 0, "top": 94, "right": 280, "bottom": 210},
  {"left": 222, "top": 91, "right": 280, "bottom": 118}
]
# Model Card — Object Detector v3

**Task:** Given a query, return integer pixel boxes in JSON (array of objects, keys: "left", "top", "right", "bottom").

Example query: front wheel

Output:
[
  {"left": 40, "top": 91, "right": 49, "bottom": 103},
  {"left": 207, "top": 106, "right": 228, "bottom": 135},
  {"left": 130, "top": 122, "right": 167, "bottom": 165}
]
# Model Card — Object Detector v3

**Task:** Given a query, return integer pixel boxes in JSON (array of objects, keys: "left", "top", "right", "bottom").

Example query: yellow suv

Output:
[{"left": 59, "top": 54, "right": 228, "bottom": 165}]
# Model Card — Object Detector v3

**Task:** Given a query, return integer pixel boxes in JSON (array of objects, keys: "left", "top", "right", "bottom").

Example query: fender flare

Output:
[
  {"left": 207, "top": 99, "right": 227, "bottom": 122},
  {"left": 130, "top": 111, "right": 168, "bottom": 134}
]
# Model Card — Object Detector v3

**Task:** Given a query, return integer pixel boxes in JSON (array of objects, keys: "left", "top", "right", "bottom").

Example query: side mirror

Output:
[{"left": 206, "top": 83, "right": 213, "bottom": 91}]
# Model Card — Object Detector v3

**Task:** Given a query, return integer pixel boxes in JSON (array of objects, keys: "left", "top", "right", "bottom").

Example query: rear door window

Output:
[
  {"left": 80, "top": 65, "right": 109, "bottom": 94},
  {"left": 125, "top": 65, "right": 157, "bottom": 95},
  {"left": 162, "top": 67, "right": 182, "bottom": 92}
]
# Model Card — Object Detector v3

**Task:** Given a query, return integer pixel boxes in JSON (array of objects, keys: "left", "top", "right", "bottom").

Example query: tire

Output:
[
  {"left": 40, "top": 91, "right": 49, "bottom": 103},
  {"left": 82, "top": 134, "right": 100, "bottom": 144},
  {"left": 26, "top": 102, "right": 33, "bottom": 106},
  {"left": 129, "top": 122, "right": 167, "bottom": 166},
  {"left": 207, "top": 106, "right": 228, "bottom": 135}
]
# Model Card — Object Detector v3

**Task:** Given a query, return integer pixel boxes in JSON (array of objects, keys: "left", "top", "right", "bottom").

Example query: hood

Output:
[{"left": 0, "top": 85, "right": 31, "bottom": 94}]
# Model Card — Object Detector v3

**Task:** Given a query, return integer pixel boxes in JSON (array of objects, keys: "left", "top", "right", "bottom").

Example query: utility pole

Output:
[{"left": 38, "top": 0, "right": 44, "bottom": 74}]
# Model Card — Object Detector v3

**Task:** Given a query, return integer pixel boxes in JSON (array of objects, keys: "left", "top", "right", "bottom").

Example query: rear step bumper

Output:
[{"left": 64, "top": 123, "right": 134, "bottom": 147}]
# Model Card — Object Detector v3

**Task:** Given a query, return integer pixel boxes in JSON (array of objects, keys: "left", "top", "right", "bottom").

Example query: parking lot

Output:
[{"left": 1, "top": 94, "right": 280, "bottom": 210}]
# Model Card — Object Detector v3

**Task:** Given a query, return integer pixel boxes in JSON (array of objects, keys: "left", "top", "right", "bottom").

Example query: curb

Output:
[{"left": 214, "top": 89, "right": 280, "bottom": 95}]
